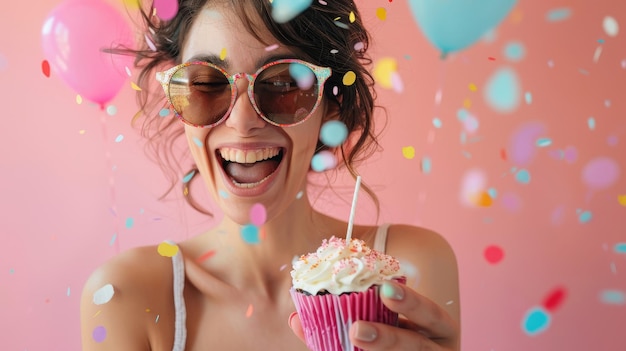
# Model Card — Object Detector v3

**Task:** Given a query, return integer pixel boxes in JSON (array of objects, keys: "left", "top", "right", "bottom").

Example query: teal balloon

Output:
[{"left": 408, "top": 0, "right": 517, "bottom": 56}]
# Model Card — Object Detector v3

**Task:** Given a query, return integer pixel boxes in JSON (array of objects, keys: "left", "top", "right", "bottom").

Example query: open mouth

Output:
[{"left": 218, "top": 147, "right": 284, "bottom": 188}]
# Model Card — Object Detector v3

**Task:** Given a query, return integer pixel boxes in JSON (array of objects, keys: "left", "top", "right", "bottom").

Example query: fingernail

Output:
[
  {"left": 381, "top": 281, "right": 404, "bottom": 300},
  {"left": 354, "top": 322, "right": 377, "bottom": 342},
  {"left": 288, "top": 312, "right": 297, "bottom": 327}
]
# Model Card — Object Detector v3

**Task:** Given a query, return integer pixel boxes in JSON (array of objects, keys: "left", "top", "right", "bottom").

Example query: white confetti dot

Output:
[
  {"left": 93, "top": 284, "right": 115, "bottom": 305},
  {"left": 603, "top": 16, "right": 619, "bottom": 37}
]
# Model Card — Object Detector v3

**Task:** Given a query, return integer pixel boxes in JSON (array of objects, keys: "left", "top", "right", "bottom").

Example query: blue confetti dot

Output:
[
  {"left": 241, "top": 224, "right": 260, "bottom": 244},
  {"left": 125, "top": 217, "right": 134, "bottom": 229},
  {"left": 536, "top": 138, "right": 552, "bottom": 147},
  {"left": 614, "top": 243, "right": 626, "bottom": 254},
  {"left": 504, "top": 41, "right": 526, "bottom": 62},
  {"left": 432, "top": 117, "right": 442, "bottom": 128},
  {"left": 484, "top": 67, "right": 521, "bottom": 113},
  {"left": 271, "top": 0, "right": 313, "bottom": 23},
  {"left": 159, "top": 108, "right": 170, "bottom": 117},
  {"left": 311, "top": 152, "right": 336, "bottom": 172},
  {"left": 182, "top": 170, "right": 196, "bottom": 183},
  {"left": 109, "top": 233, "right": 117, "bottom": 246},
  {"left": 600, "top": 290, "right": 625, "bottom": 305},
  {"left": 106, "top": 105, "right": 118, "bottom": 116},
  {"left": 421, "top": 157, "right": 432, "bottom": 174},
  {"left": 488, "top": 187, "right": 498, "bottom": 199},
  {"left": 219, "top": 189, "right": 229, "bottom": 199},
  {"left": 192, "top": 136, "right": 203, "bottom": 147},
  {"left": 546, "top": 8, "right": 572, "bottom": 22},
  {"left": 9, "top": 268, "right": 15, "bottom": 274},
  {"left": 515, "top": 169, "right": 531, "bottom": 184},
  {"left": 457, "top": 108, "right": 469, "bottom": 120},
  {"left": 522, "top": 306, "right": 551, "bottom": 336},
  {"left": 114, "top": 134, "right": 124, "bottom": 143},
  {"left": 588, "top": 117, "right": 596, "bottom": 130},
  {"left": 578, "top": 210, "right": 592, "bottom": 223},
  {"left": 597, "top": 39, "right": 605, "bottom": 44},
  {"left": 320, "top": 120, "right": 348, "bottom": 147},
  {"left": 289, "top": 62, "right": 315, "bottom": 90},
  {"left": 525, "top": 92, "right": 532, "bottom": 104}
]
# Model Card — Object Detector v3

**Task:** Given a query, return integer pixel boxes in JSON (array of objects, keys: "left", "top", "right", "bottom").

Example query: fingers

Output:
[
  {"left": 287, "top": 312, "right": 306, "bottom": 343},
  {"left": 350, "top": 321, "right": 441, "bottom": 351},
  {"left": 379, "top": 281, "right": 458, "bottom": 340}
]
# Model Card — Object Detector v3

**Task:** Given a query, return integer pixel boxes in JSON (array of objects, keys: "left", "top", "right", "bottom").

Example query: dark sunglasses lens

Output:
[
  {"left": 168, "top": 64, "right": 232, "bottom": 126},
  {"left": 254, "top": 62, "right": 319, "bottom": 125}
]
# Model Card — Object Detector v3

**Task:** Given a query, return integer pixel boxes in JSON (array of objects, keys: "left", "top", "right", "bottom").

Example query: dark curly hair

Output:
[{"left": 123, "top": 0, "right": 383, "bottom": 215}]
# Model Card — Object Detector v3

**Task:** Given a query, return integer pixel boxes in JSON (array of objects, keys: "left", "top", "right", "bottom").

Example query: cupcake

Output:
[{"left": 290, "top": 236, "right": 405, "bottom": 351}]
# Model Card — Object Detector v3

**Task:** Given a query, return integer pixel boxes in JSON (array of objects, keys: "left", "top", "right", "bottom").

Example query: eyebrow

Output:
[{"left": 186, "top": 52, "right": 301, "bottom": 71}]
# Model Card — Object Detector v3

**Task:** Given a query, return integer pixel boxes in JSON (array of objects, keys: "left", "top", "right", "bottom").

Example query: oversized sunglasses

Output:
[{"left": 156, "top": 59, "right": 332, "bottom": 128}]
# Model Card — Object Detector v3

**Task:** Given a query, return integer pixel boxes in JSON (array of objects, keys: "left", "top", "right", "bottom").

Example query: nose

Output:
[{"left": 224, "top": 74, "right": 266, "bottom": 134}]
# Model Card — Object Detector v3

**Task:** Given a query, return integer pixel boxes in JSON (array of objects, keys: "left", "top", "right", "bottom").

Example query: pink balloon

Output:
[
  {"left": 41, "top": 0, "right": 134, "bottom": 106},
  {"left": 154, "top": 0, "right": 179, "bottom": 21}
]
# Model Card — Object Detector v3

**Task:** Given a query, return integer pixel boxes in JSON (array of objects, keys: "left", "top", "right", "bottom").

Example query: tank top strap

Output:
[
  {"left": 373, "top": 223, "right": 391, "bottom": 253},
  {"left": 167, "top": 240, "right": 187, "bottom": 351}
]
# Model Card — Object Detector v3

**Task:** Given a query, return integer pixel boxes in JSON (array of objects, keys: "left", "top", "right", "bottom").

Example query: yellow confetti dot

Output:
[
  {"left": 76, "top": 95, "right": 83, "bottom": 105},
  {"left": 342, "top": 71, "right": 356, "bottom": 86},
  {"left": 122, "top": 0, "right": 140, "bottom": 9},
  {"left": 145, "top": 308, "right": 151, "bottom": 312},
  {"left": 79, "top": 130, "right": 86, "bottom": 135},
  {"left": 469, "top": 83, "right": 477, "bottom": 92},
  {"left": 219, "top": 48, "right": 227, "bottom": 61},
  {"left": 376, "top": 7, "right": 387, "bottom": 21},
  {"left": 92, "top": 310, "right": 102, "bottom": 318},
  {"left": 618, "top": 194, "right": 626, "bottom": 206},
  {"left": 183, "top": 186, "right": 189, "bottom": 196},
  {"left": 463, "top": 98, "right": 472, "bottom": 109},
  {"left": 157, "top": 242, "right": 179, "bottom": 257},
  {"left": 373, "top": 58, "right": 398, "bottom": 89},
  {"left": 349, "top": 11, "right": 356, "bottom": 23},
  {"left": 402, "top": 146, "right": 415, "bottom": 159},
  {"left": 131, "top": 82, "right": 142, "bottom": 91}
]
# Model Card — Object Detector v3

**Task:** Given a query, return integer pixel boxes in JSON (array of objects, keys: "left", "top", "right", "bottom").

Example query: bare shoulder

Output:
[
  {"left": 80, "top": 245, "right": 175, "bottom": 351},
  {"left": 386, "top": 224, "right": 460, "bottom": 324}
]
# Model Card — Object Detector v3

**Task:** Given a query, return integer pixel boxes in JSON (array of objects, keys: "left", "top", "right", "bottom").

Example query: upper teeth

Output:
[{"left": 219, "top": 147, "right": 280, "bottom": 164}]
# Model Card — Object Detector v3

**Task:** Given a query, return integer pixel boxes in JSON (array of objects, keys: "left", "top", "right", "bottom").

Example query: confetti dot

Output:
[
  {"left": 250, "top": 203, "right": 267, "bottom": 226},
  {"left": 93, "top": 284, "right": 114, "bottom": 305},
  {"left": 131, "top": 81, "right": 142, "bottom": 91},
  {"left": 373, "top": 58, "right": 398, "bottom": 90},
  {"left": 614, "top": 243, "right": 626, "bottom": 253},
  {"left": 375, "top": 7, "right": 387, "bottom": 21},
  {"left": 525, "top": 92, "right": 532, "bottom": 104},
  {"left": 296, "top": 191, "right": 304, "bottom": 199},
  {"left": 618, "top": 195, "right": 626, "bottom": 207},
  {"left": 542, "top": 287, "right": 566, "bottom": 312},
  {"left": 192, "top": 136, "right": 203, "bottom": 147},
  {"left": 342, "top": 71, "right": 356, "bottom": 86},
  {"left": 515, "top": 169, "right": 531, "bottom": 184},
  {"left": 114, "top": 134, "right": 124, "bottom": 143},
  {"left": 503, "top": 41, "right": 526, "bottom": 62},
  {"left": 578, "top": 210, "right": 592, "bottom": 223},
  {"left": 484, "top": 245, "right": 504, "bottom": 264},
  {"left": 311, "top": 150, "right": 337, "bottom": 172},
  {"left": 76, "top": 95, "right": 83, "bottom": 104},
  {"left": 468, "top": 83, "right": 477, "bottom": 92},
  {"left": 241, "top": 224, "right": 260, "bottom": 244},
  {"left": 349, "top": 11, "right": 356, "bottom": 23},
  {"left": 473, "top": 191, "right": 493, "bottom": 207},
  {"left": 484, "top": 67, "right": 521, "bottom": 113},
  {"left": 125, "top": 217, "right": 134, "bottom": 229},
  {"left": 421, "top": 157, "right": 432, "bottom": 174},
  {"left": 271, "top": 0, "right": 313, "bottom": 23},
  {"left": 289, "top": 62, "right": 315, "bottom": 90},
  {"left": 219, "top": 189, "right": 229, "bottom": 198},
  {"left": 546, "top": 8, "right": 571, "bottom": 22},
  {"left": 501, "top": 192, "right": 522, "bottom": 212},
  {"left": 588, "top": 117, "right": 596, "bottom": 130},
  {"left": 510, "top": 122, "right": 546, "bottom": 166},
  {"left": 159, "top": 108, "right": 170, "bottom": 117},
  {"left": 157, "top": 242, "right": 179, "bottom": 257},
  {"left": 603, "top": 16, "right": 619, "bottom": 37},
  {"left": 246, "top": 303, "right": 254, "bottom": 317},
  {"left": 401, "top": 146, "right": 415, "bottom": 159},
  {"left": 182, "top": 170, "right": 196, "bottom": 183},
  {"left": 522, "top": 306, "right": 551, "bottom": 335},
  {"left": 109, "top": 233, "right": 117, "bottom": 246},
  {"left": 265, "top": 43, "right": 279, "bottom": 51},
  {"left": 105, "top": 105, "right": 117, "bottom": 116},
  {"left": 42, "top": 60, "right": 50, "bottom": 77},
  {"left": 92, "top": 326, "right": 107, "bottom": 343},
  {"left": 536, "top": 138, "right": 552, "bottom": 147},
  {"left": 154, "top": 0, "right": 178, "bottom": 20},
  {"left": 582, "top": 157, "right": 620, "bottom": 190},
  {"left": 219, "top": 47, "right": 227, "bottom": 61},
  {"left": 600, "top": 290, "right": 625, "bottom": 305},
  {"left": 319, "top": 120, "right": 348, "bottom": 147},
  {"left": 196, "top": 250, "right": 216, "bottom": 263},
  {"left": 460, "top": 169, "right": 487, "bottom": 207},
  {"left": 432, "top": 118, "right": 442, "bottom": 128}
]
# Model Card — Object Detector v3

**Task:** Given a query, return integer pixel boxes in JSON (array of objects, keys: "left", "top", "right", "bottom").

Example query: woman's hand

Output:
[{"left": 288, "top": 280, "right": 460, "bottom": 350}]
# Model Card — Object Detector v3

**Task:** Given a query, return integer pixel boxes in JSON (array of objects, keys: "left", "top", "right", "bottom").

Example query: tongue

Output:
[{"left": 225, "top": 159, "right": 279, "bottom": 184}]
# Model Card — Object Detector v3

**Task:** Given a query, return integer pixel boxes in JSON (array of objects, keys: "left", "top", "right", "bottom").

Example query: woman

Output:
[{"left": 80, "top": 1, "right": 461, "bottom": 350}]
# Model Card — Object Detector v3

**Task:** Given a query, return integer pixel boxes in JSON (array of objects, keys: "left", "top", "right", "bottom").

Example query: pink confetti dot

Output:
[
  {"left": 154, "top": 0, "right": 178, "bottom": 20},
  {"left": 582, "top": 156, "right": 620, "bottom": 190},
  {"left": 484, "top": 245, "right": 504, "bottom": 264},
  {"left": 249, "top": 203, "right": 267, "bottom": 226}
]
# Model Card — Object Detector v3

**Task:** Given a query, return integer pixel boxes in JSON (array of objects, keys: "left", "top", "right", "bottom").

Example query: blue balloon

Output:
[{"left": 408, "top": 0, "right": 517, "bottom": 56}]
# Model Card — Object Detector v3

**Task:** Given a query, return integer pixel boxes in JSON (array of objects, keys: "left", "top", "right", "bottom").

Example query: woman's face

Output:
[{"left": 180, "top": 5, "right": 328, "bottom": 224}]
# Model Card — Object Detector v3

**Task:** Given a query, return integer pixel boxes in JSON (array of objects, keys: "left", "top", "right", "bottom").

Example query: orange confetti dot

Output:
[
  {"left": 245, "top": 304, "right": 254, "bottom": 318},
  {"left": 473, "top": 191, "right": 493, "bottom": 207},
  {"left": 196, "top": 250, "right": 216, "bottom": 263},
  {"left": 463, "top": 98, "right": 472, "bottom": 108},
  {"left": 131, "top": 82, "right": 142, "bottom": 91},
  {"left": 376, "top": 7, "right": 387, "bottom": 20},
  {"left": 42, "top": 60, "right": 50, "bottom": 77},
  {"left": 618, "top": 195, "right": 626, "bottom": 206},
  {"left": 500, "top": 148, "right": 507, "bottom": 160}
]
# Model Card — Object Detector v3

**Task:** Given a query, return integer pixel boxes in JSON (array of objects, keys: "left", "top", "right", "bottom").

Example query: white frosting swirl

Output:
[{"left": 291, "top": 236, "right": 401, "bottom": 295}]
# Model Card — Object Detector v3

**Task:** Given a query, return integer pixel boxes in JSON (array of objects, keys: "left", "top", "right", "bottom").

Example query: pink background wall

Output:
[{"left": 2, "top": 0, "right": 625, "bottom": 349}]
